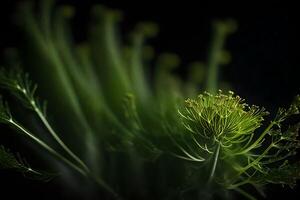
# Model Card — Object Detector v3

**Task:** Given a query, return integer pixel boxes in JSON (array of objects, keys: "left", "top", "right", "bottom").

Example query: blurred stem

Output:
[
  {"left": 92, "top": 176, "right": 123, "bottom": 200},
  {"left": 233, "top": 187, "right": 256, "bottom": 200},
  {"left": 23, "top": 4, "right": 102, "bottom": 174},
  {"left": 206, "top": 20, "right": 235, "bottom": 93}
]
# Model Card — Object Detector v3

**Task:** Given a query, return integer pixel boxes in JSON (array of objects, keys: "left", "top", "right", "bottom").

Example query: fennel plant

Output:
[{"left": 0, "top": 1, "right": 298, "bottom": 199}]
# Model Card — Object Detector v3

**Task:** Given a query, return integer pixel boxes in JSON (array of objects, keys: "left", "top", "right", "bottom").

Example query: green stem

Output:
[
  {"left": 9, "top": 119, "right": 87, "bottom": 177},
  {"left": 208, "top": 143, "right": 220, "bottom": 183},
  {"left": 16, "top": 84, "right": 91, "bottom": 174},
  {"left": 33, "top": 105, "right": 90, "bottom": 173},
  {"left": 240, "top": 144, "right": 273, "bottom": 173},
  {"left": 229, "top": 143, "right": 273, "bottom": 185},
  {"left": 205, "top": 22, "right": 231, "bottom": 94},
  {"left": 236, "top": 122, "right": 275, "bottom": 155}
]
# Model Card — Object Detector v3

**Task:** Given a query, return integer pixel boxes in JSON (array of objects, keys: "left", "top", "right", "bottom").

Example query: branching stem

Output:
[
  {"left": 9, "top": 119, "right": 87, "bottom": 177},
  {"left": 235, "top": 122, "right": 275, "bottom": 155},
  {"left": 8, "top": 118, "right": 120, "bottom": 199},
  {"left": 33, "top": 104, "right": 90, "bottom": 173},
  {"left": 229, "top": 143, "right": 274, "bottom": 185}
]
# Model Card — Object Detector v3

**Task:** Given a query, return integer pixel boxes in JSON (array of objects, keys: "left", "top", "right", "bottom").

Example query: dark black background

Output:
[{"left": 0, "top": 0, "right": 298, "bottom": 199}]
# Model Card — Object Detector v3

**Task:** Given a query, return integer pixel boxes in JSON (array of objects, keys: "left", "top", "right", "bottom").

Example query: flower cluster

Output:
[{"left": 179, "top": 90, "right": 268, "bottom": 147}]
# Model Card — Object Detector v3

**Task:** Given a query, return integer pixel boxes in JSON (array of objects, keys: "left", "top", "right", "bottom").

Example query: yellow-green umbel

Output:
[{"left": 179, "top": 90, "right": 268, "bottom": 150}]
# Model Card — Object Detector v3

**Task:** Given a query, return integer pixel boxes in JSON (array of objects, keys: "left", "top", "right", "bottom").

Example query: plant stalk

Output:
[
  {"left": 208, "top": 143, "right": 220, "bottom": 184},
  {"left": 9, "top": 119, "right": 87, "bottom": 177},
  {"left": 10, "top": 119, "right": 121, "bottom": 199},
  {"left": 34, "top": 105, "right": 90, "bottom": 173}
]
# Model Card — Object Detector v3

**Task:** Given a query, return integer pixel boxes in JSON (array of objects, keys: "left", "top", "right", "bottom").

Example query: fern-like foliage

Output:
[
  {"left": 0, "top": 146, "right": 54, "bottom": 181},
  {"left": 0, "top": 96, "right": 12, "bottom": 123},
  {"left": 0, "top": 146, "right": 27, "bottom": 171},
  {"left": 0, "top": 68, "right": 46, "bottom": 114}
]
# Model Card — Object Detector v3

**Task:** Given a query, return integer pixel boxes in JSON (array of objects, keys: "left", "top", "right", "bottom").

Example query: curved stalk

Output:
[
  {"left": 229, "top": 143, "right": 274, "bottom": 185},
  {"left": 33, "top": 104, "right": 90, "bottom": 173},
  {"left": 9, "top": 118, "right": 121, "bottom": 199},
  {"left": 235, "top": 122, "right": 275, "bottom": 155},
  {"left": 15, "top": 83, "right": 91, "bottom": 174},
  {"left": 9, "top": 119, "right": 87, "bottom": 177}
]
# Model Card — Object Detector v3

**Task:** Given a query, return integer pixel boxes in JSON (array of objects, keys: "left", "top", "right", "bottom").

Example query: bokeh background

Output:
[{"left": 0, "top": 0, "right": 297, "bottom": 199}]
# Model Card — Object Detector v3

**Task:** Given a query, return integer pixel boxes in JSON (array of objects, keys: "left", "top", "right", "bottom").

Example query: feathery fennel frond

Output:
[
  {"left": 0, "top": 96, "right": 12, "bottom": 123},
  {"left": 0, "top": 101, "right": 87, "bottom": 176},
  {"left": 0, "top": 69, "right": 120, "bottom": 197},
  {"left": 0, "top": 68, "right": 46, "bottom": 114},
  {"left": 0, "top": 146, "right": 55, "bottom": 181},
  {"left": 0, "top": 68, "right": 90, "bottom": 173}
]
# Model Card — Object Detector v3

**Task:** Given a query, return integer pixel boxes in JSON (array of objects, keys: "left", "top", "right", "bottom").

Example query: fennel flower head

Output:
[{"left": 179, "top": 90, "right": 269, "bottom": 148}]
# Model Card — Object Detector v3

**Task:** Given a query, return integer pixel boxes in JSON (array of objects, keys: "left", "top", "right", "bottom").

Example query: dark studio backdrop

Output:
[{"left": 0, "top": 0, "right": 297, "bottom": 199}]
